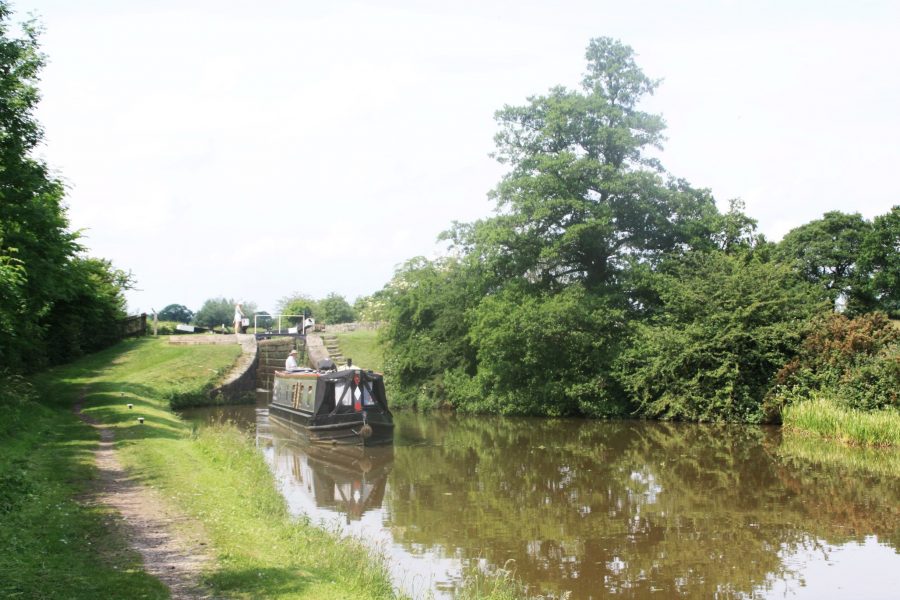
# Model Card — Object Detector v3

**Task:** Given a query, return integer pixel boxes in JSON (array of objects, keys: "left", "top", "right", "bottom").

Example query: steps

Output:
[{"left": 322, "top": 333, "right": 345, "bottom": 366}]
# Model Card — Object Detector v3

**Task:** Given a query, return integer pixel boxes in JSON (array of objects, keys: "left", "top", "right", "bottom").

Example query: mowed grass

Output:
[
  {"left": 335, "top": 329, "right": 385, "bottom": 372},
  {"left": 783, "top": 396, "right": 900, "bottom": 447},
  {"left": 2, "top": 337, "right": 400, "bottom": 599}
]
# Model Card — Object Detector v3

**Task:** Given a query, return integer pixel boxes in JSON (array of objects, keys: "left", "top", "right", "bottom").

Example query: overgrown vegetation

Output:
[
  {"left": 616, "top": 251, "right": 825, "bottom": 422},
  {"left": 767, "top": 313, "right": 899, "bottom": 414},
  {"left": 377, "top": 37, "right": 898, "bottom": 424},
  {"left": 767, "top": 312, "right": 900, "bottom": 443}
]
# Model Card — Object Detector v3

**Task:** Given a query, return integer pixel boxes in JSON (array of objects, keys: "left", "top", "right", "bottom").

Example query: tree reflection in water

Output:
[
  {"left": 383, "top": 413, "right": 900, "bottom": 599},
  {"left": 243, "top": 405, "right": 899, "bottom": 599}
]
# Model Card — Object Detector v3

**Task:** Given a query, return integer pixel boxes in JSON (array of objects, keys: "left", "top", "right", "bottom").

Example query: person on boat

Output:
[
  {"left": 233, "top": 303, "right": 244, "bottom": 334},
  {"left": 285, "top": 349, "right": 299, "bottom": 370}
]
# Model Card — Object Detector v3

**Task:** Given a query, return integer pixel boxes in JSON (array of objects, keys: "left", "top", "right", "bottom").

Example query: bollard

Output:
[
  {"left": 138, "top": 417, "right": 144, "bottom": 424},
  {"left": 127, "top": 403, "right": 133, "bottom": 409}
]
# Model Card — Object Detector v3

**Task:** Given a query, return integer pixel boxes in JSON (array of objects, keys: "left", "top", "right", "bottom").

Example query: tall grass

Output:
[{"left": 782, "top": 396, "right": 900, "bottom": 447}]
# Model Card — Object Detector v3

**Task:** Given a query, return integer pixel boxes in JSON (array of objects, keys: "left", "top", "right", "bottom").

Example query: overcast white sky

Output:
[{"left": 14, "top": 0, "right": 900, "bottom": 315}]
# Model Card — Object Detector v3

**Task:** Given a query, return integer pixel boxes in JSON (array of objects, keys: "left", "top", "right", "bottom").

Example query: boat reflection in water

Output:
[{"left": 262, "top": 415, "right": 394, "bottom": 524}]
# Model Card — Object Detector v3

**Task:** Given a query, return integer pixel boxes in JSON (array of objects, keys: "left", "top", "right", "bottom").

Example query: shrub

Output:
[
  {"left": 766, "top": 312, "right": 900, "bottom": 417},
  {"left": 616, "top": 251, "right": 824, "bottom": 422}
]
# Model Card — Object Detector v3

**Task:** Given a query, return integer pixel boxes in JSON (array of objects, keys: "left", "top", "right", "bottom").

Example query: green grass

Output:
[
  {"left": 783, "top": 396, "right": 900, "bottom": 447},
  {"left": 335, "top": 329, "right": 385, "bottom": 372},
  {"left": 1, "top": 338, "right": 400, "bottom": 599}
]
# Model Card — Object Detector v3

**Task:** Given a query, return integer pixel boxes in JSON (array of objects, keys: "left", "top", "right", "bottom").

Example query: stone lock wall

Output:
[{"left": 256, "top": 336, "right": 304, "bottom": 390}]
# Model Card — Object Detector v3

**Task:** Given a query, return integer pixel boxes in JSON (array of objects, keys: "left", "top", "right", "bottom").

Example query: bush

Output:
[
  {"left": 0, "top": 370, "right": 36, "bottom": 437},
  {"left": 464, "top": 283, "right": 629, "bottom": 417},
  {"left": 766, "top": 312, "right": 900, "bottom": 417},
  {"left": 615, "top": 251, "right": 824, "bottom": 422}
]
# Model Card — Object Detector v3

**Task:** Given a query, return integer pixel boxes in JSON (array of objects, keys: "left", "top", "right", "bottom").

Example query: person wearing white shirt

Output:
[{"left": 285, "top": 349, "right": 299, "bottom": 370}]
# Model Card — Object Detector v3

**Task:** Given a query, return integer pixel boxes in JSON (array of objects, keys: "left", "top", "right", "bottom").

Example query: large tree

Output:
[
  {"left": 408, "top": 38, "right": 728, "bottom": 417},
  {"left": 774, "top": 211, "right": 871, "bottom": 309},
  {"left": 317, "top": 292, "right": 355, "bottom": 324},
  {"left": 193, "top": 297, "right": 235, "bottom": 328},
  {"left": 158, "top": 303, "right": 193, "bottom": 323},
  {"left": 858, "top": 206, "right": 900, "bottom": 316},
  {"left": 0, "top": 4, "right": 131, "bottom": 371},
  {"left": 449, "top": 37, "right": 719, "bottom": 294}
]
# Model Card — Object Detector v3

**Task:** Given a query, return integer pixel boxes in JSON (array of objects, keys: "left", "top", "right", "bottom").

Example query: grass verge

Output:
[
  {"left": 335, "top": 329, "right": 384, "bottom": 372},
  {"left": 782, "top": 396, "right": 900, "bottom": 447},
  {"left": 2, "top": 337, "right": 400, "bottom": 599}
]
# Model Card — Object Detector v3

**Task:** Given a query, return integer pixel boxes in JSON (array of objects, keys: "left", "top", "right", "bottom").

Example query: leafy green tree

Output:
[
  {"left": 193, "top": 297, "right": 235, "bottom": 328},
  {"left": 452, "top": 37, "right": 719, "bottom": 293},
  {"left": 383, "top": 38, "right": 750, "bottom": 417},
  {"left": 466, "top": 283, "right": 629, "bottom": 417},
  {"left": 276, "top": 293, "right": 317, "bottom": 324},
  {"left": 317, "top": 292, "right": 355, "bottom": 324},
  {"left": 42, "top": 258, "right": 132, "bottom": 362},
  {"left": 0, "top": 4, "right": 133, "bottom": 372},
  {"left": 0, "top": 5, "right": 78, "bottom": 370},
  {"left": 382, "top": 257, "right": 482, "bottom": 408},
  {"left": 774, "top": 211, "right": 871, "bottom": 309},
  {"left": 253, "top": 311, "right": 273, "bottom": 329},
  {"left": 353, "top": 293, "right": 388, "bottom": 322},
  {"left": 158, "top": 303, "right": 193, "bottom": 323},
  {"left": 858, "top": 206, "right": 900, "bottom": 316},
  {"left": 615, "top": 250, "right": 825, "bottom": 422}
]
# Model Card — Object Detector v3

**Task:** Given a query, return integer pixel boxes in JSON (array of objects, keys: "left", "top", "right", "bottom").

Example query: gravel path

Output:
[{"left": 74, "top": 394, "right": 216, "bottom": 599}]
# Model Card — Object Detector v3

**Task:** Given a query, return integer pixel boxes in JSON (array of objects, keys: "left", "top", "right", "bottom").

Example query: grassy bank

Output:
[
  {"left": 782, "top": 396, "right": 900, "bottom": 447},
  {"left": 335, "top": 329, "right": 384, "bottom": 372},
  {"left": 0, "top": 341, "right": 195, "bottom": 599},
  {"left": 1, "top": 338, "right": 399, "bottom": 599}
]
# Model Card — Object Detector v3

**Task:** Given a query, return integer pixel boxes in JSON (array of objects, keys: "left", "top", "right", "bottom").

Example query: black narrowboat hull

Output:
[{"left": 269, "top": 402, "right": 394, "bottom": 446}]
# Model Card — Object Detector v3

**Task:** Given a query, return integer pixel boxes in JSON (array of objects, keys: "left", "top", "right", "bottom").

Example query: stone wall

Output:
[
  {"left": 322, "top": 321, "right": 384, "bottom": 333},
  {"left": 256, "top": 336, "right": 304, "bottom": 390}
]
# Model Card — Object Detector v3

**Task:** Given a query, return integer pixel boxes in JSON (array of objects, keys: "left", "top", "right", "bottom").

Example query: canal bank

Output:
[{"left": 1, "top": 338, "right": 402, "bottom": 599}]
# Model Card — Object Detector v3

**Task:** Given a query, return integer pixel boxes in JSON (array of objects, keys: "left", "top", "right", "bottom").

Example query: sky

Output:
[{"left": 13, "top": 0, "right": 900, "bottom": 315}]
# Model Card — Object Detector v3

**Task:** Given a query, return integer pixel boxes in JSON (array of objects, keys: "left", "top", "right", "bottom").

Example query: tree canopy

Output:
[
  {"left": 377, "top": 37, "right": 883, "bottom": 423},
  {"left": 0, "top": 3, "right": 131, "bottom": 372},
  {"left": 158, "top": 303, "right": 193, "bottom": 323},
  {"left": 317, "top": 293, "right": 356, "bottom": 324},
  {"left": 193, "top": 297, "right": 236, "bottom": 328},
  {"left": 446, "top": 38, "right": 719, "bottom": 295}
]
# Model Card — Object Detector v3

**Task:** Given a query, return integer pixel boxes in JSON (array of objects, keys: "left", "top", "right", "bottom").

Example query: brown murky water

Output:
[{"left": 183, "top": 397, "right": 900, "bottom": 599}]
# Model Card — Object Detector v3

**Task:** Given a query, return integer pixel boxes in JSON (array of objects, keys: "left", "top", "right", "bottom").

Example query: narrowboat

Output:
[{"left": 270, "top": 365, "right": 394, "bottom": 446}]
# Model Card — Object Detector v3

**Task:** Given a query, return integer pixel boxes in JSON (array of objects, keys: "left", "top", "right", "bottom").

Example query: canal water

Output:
[{"left": 183, "top": 396, "right": 900, "bottom": 599}]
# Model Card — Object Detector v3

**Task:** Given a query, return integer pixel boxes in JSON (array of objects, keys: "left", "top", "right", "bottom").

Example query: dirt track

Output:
[{"left": 74, "top": 394, "right": 216, "bottom": 599}]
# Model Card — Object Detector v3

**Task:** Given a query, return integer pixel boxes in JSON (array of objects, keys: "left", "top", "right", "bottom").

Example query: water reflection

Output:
[
  {"left": 266, "top": 418, "right": 393, "bottom": 523},
  {"left": 182, "top": 402, "right": 900, "bottom": 599}
]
